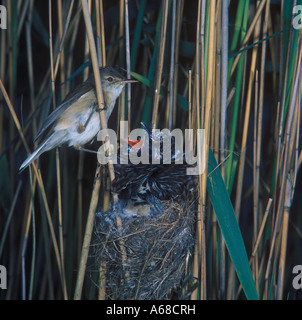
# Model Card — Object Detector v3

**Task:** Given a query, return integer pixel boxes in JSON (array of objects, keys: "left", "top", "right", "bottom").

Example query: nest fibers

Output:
[
  {"left": 91, "top": 125, "right": 199, "bottom": 299},
  {"left": 92, "top": 196, "right": 198, "bottom": 300}
]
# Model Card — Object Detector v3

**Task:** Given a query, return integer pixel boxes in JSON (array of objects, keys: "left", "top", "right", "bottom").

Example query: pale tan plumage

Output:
[{"left": 19, "top": 67, "right": 137, "bottom": 172}]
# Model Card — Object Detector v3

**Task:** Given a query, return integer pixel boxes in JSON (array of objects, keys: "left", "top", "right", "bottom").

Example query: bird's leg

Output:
[
  {"left": 73, "top": 144, "right": 83, "bottom": 150},
  {"left": 95, "top": 106, "right": 107, "bottom": 112},
  {"left": 73, "top": 144, "right": 99, "bottom": 155},
  {"left": 93, "top": 99, "right": 106, "bottom": 113}
]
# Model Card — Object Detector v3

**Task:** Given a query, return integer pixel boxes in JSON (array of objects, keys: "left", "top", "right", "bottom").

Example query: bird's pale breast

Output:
[{"left": 54, "top": 90, "right": 101, "bottom": 146}]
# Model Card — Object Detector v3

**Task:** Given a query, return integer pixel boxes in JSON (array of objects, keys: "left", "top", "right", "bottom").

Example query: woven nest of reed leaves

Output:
[{"left": 92, "top": 196, "right": 198, "bottom": 300}]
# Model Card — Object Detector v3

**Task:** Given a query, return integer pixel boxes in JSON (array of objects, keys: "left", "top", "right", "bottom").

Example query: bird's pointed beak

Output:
[{"left": 119, "top": 79, "right": 139, "bottom": 84}]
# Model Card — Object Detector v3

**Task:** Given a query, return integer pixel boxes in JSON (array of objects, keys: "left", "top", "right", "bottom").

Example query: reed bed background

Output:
[{"left": 0, "top": 0, "right": 301, "bottom": 300}]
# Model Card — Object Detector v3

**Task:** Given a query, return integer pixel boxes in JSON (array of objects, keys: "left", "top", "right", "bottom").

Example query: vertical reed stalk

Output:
[
  {"left": 74, "top": 0, "right": 105, "bottom": 299},
  {"left": 253, "top": 69, "right": 259, "bottom": 291},
  {"left": 125, "top": 0, "right": 131, "bottom": 131},
  {"left": 25, "top": 0, "right": 36, "bottom": 138},
  {"left": 220, "top": 0, "right": 228, "bottom": 169},
  {"left": 99, "top": 0, "right": 106, "bottom": 66},
  {"left": 234, "top": 1, "right": 261, "bottom": 219},
  {"left": 201, "top": 0, "right": 216, "bottom": 300},
  {"left": 95, "top": 0, "right": 102, "bottom": 65},
  {"left": 152, "top": 0, "right": 169, "bottom": 128},
  {"left": 264, "top": 37, "right": 302, "bottom": 299},
  {"left": 191, "top": 0, "right": 201, "bottom": 301},
  {"left": 0, "top": 78, "right": 65, "bottom": 295},
  {"left": 168, "top": 0, "right": 176, "bottom": 130},
  {"left": 225, "top": 0, "right": 250, "bottom": 192}
]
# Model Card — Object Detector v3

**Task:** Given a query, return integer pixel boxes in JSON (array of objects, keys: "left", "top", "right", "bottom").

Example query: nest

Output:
[{"left": 92, "top": 196, "right": 198, "bottom": 300}]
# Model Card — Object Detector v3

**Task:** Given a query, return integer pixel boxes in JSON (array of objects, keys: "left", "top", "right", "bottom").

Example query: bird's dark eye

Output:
[{"left": 107, "top": 77, "right": 113, "bottom": 82}]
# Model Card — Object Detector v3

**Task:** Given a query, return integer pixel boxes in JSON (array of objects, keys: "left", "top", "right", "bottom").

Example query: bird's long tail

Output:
[{"left": 19, "top": 143, "right": 47, "bottom": 172}]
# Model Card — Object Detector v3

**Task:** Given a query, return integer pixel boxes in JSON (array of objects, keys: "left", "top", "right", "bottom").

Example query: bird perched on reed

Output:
[{"left": 19, "top": 67, "right": 137, "bottom": 172}]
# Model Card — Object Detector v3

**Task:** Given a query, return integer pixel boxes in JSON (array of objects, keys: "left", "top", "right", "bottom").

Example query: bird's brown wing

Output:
[{"left": 35, "top": 79, "right": 95, "bottom": 143}]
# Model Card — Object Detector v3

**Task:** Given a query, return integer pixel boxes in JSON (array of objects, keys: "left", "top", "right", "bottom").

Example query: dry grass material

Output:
[{"left": 92, "top": 197, "right": 198, "bottom": 300}]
